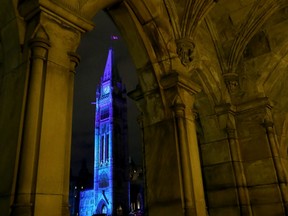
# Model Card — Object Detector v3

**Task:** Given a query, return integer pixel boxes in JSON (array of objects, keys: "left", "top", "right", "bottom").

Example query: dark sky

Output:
[{"left": 71, "top": 11, "right": 142, "bottom": 175}]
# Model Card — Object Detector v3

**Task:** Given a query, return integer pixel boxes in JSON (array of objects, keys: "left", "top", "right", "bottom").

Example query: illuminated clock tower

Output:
[{"left": 79, "top": 48, "right": 129, "bottom": 216}]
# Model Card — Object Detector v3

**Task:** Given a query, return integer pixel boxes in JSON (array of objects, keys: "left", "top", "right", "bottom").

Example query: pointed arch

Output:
[
  {"left": 96, "top": 199, "right": 109, "bottom": 214},
  {"left": 257, "top": 40, "right": 288, "bottom": 94},
  {"left": 227, "top": 0, "right": 288, "bottom": 73}
]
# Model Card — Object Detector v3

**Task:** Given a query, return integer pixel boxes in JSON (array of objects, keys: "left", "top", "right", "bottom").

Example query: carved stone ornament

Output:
[
  {"left": 223, "top": 72, "right": 239, "bottom": 94},
  {"left": 176, "top": 38, "right": 195, "bottom": 66}
]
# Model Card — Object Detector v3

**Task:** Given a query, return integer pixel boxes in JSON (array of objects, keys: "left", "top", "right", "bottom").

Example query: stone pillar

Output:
[
  {"left": 172, "top": 97, "right": 195, "bottom": 215},
  {"left": 213, "top": 104, "right": 252, "bottom": 216},
  {"left": 12, "top": 3, "right": 93, "bottom": 215},
  {"left": 235, "top": 97, "right": 288, "bottom": 215},
  {"left": 62, "top": 52, "right": 80, "bottom": 216},
  {"left": 130, "top": 72, "right": 206, "bottom": 216},
  {"left": 11, "top": 32, "right": 51, "bottom": 216},
  {"left": 162, "top": 72, "right": 206, "bottom": 216},
  {"left": 262, "top": 118, "right": 288, "bottom": 214},
  {"left": 226, "top": 120, "right": 252, "bottom": 215}
]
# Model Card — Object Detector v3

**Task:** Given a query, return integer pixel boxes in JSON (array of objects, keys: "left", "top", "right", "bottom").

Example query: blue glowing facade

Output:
[{"left": 79, "top": 48, "right": 129, "bottom": 216}]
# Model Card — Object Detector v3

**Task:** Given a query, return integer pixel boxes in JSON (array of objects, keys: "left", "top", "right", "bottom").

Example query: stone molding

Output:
[
  {"left": 176, "top": 38, "right": 195, "bottom": 66},
  {"left": 160, "top": 71, "right": 201, "bottom": 95},
  {"left": 18, "top": 0, "right": 94, "bottom": 32},
  {"left": 67, "top": 51, "right": 80, "bottom": 73},
  {"left": 215, "top": 97, "right": 273, "bottom": 121},
  {"left": 223, "top": 72, "right": 240, "bottom": 94},
  {"left": 227, "top": 1, "right": 284, "bottom": 75},
  {"left": 160, "top": 72, "right": 202, "bottom": 123},
  {"left": 236, "top": 97, "right": 272, "bottom": 113},
  {"left": 215, "top": 103, "right": 236, "bottom": 116}
]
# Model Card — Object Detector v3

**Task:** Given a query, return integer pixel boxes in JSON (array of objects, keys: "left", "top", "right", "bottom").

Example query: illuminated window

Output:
[
  {"left": 102, "top": 205, "right": 107, "bottom": 214},
  {"left": 100, "top": 108, "right": 109, "bottom": 120},
  {"left": 99, "top": 172, "right": 109, "bottom": 188},
  {"left": 102, "top": 136, "right": 105, "bottom": 162},
  {"left": 100, "top": 136, "right": 104, "bottom": 163},
  {"left": 137, "top": 193, "right": 143, "bottom": 210},
  {"left": 105, "top": 134, "right": 109, "bottom": 161}
]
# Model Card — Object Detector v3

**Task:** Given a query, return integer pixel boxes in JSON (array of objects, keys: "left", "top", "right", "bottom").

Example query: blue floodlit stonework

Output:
[{"left": 79, "top": 48, "right": 129, "bottom": 216}]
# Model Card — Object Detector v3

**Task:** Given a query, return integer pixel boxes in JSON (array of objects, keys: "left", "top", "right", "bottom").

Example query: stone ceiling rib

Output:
[{"left": 227, "top": 0, "right": 285, "bottom": 74}]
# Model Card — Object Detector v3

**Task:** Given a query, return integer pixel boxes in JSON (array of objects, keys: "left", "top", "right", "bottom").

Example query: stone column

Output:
[
  {"left": 129, "top": 71, "right": 206, "bottom": 216},
  {"left": 226, "top": 120, "right": 252, "bottom": 216},
  {"left": 12, "top": 2, "right": 93, "bottom": 214},
  {"left": 235, "top": 97, "right": 287, "bottom": 215},
  {"left": 212, "top": 103, "right": 252, "bottom": 215},
  {"left": 11, "top": 32, "right": 51, "bottom": 216},
  {"left": 172, "top": 97, "right": 194, "bottom": 215},
  {"left": 161, "top": 72, "right": 206, "bottom": 216},
  {"left": 61, "top": 52, "right": 80, "bottom": 215},
  {"left": 262, "top": 118, "right": 288, "bottom": 214}
]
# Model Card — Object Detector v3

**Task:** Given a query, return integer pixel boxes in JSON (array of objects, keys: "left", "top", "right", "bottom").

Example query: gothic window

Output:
[
  {"left": 137, "top": 193, "right": 143, "bottom": 210},
  {"left": 100, "top": 136, "right": 104, "bottom": 163},
  {"left": 105, "top": 134, "right": 109, "bottom": 161},
  {"left": 102, "top": 205, "right": 107, "bottom": 214},
  {"left": 102, "top": 136, "right": 105, "bottom": 162},
  {"left": 100, "top": 107, "right": 109, "bottom": 120},
  {"left": 99, "top": 172, "right": 109, "bottom": 188}
]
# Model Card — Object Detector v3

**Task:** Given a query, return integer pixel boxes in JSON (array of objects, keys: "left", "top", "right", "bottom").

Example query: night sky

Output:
[{"left": 71, "top": 11, "right": 142, "bottom": 175}]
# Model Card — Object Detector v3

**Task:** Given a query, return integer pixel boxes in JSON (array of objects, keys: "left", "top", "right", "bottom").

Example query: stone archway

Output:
[
  {"left": 95, "top": 199, "right": 108, "bottom": 215},
  {"left": 1, "top": 0, "right": 288, "bottom": 216}
]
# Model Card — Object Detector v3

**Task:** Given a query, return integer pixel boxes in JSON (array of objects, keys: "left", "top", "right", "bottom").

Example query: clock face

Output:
[{"left": 103, "top": 85, "right": 110, "bottom": 94}]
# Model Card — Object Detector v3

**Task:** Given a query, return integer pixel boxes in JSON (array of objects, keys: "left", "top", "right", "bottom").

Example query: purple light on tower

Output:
[{"left": 79, "top": 47, "right": 129, "bottom": 216}]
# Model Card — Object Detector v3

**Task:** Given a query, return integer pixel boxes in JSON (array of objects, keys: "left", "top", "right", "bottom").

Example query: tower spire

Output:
[
  {"left": 102, "top": 48, "right": 113, "bottom": 82},
  {"left": 102, "top": 38, "right": 121, "bottom": 83},
  {"left": 80, "top": 39, "right": 129, "bottom": 216}
]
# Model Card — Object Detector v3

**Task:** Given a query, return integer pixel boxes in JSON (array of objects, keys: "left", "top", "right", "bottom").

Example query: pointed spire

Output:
[
  {"left": 102, "top": 47, "right": 121, "bottom": 83},
  {"left": 102, "top": 48, "right": 113, "bottom": 82}
]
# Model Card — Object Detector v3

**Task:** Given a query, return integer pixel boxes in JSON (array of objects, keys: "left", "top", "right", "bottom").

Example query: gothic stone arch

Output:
[{"left": 1, "top": 0, "right": 288, "bottom": 216}]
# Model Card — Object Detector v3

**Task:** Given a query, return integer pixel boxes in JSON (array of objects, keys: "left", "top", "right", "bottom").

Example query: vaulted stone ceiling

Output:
[
  {"left": 104, "top": 0, "right": 288, "bottom": 144},
  {"left": 15, "top": 0, "right": 288, "bottom": 144},
  {"left": 16, "top": 0, "right": 288, "bottom": 104},
  {"left": 36, "top": 0, "right": 288, "bottom": 139},
  {"left": 105, "top": 0, "right": 288, "bottom": 104}
]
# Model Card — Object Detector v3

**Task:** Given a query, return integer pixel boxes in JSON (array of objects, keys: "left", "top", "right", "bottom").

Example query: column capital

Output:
[
  {"left": 18, "top": 0, "right": 94, "bottom": 32},
  {"left": 129, "top": 72, "right": 201, "bottom": 126},
  {"left": 261, "top": 118, "right": 274, "bottom": 129},
  {"left": 225, "top": 118, "right": 236, "bottom": 139},
  {"left": 28, "top": 25, "right": 51, "bottom": 60},
  {"left": 67, "top": 51, "right": 80, "bottom": 65},
  {"left": 160, "top": 71, "right": 201, "bottom": 118},
  {"left": 160, "top": 71, "right": 201, "bottom": 95},
  {"left": 67, "top": 51, "right": 80, "bottom": 73},
  {"left": 29, "top": 37, "right": 50, "bottom": 50},
  {"left": 171, "top": 95, "right": 186, "bottom": 118},
  {"left": 28, "top": 37, "right": 50, "bottom": 61}
]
